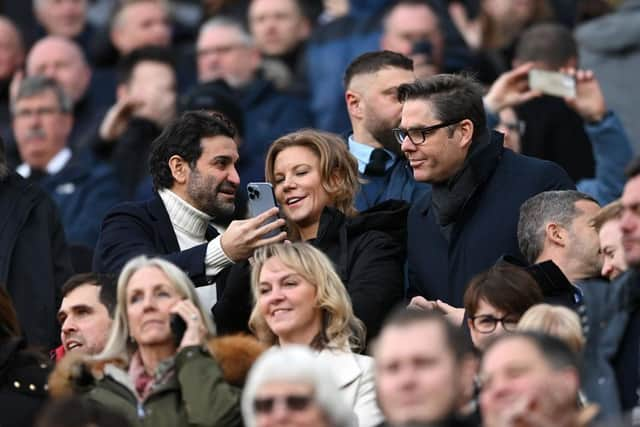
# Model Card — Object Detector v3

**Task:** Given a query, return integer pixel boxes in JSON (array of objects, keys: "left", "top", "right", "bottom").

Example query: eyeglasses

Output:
[
  {"left": 497, "top": 120, "right": 526, "bottom": 136},
  {"left": 13, "top": 106, "right": 62, "bottom": 120},
  {"left": 254, "top": 394, "right": 314, "bottom": 414},
  {"left": 469, "top": 314, "right": 519, "bottom": 334},
  {"left": 392, "top": 120, "right": 461, "bottom": 145}
]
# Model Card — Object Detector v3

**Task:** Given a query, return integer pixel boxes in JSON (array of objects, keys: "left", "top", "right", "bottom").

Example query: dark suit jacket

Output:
[
  {"left": 407, "top": 146, "right": 575, "bottom": 306},
  {"left": 92, "top": 193, "right": 219, "bottom": 287}
]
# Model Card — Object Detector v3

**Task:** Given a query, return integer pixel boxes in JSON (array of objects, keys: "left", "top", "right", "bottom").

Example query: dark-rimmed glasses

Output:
[
  {"left": 469, "top": 314, "right": 519, "bottom": 334},
  {"left": 392, "top": 120, "right": 461, "bottom": 145},
  {"left": 254, "top": 394, "right": 314, "bottom": 414}
]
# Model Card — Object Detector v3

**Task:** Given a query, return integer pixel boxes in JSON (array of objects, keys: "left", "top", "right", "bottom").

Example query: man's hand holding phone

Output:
[
  {"left": 560, "top": 68, "right": 607, "bottom": 123},
  {"left": 484, "top": 62, "right": 542, "bottom": 113},
  {"left": 220, "top": 208, "right": 286, "bottom": 262}
]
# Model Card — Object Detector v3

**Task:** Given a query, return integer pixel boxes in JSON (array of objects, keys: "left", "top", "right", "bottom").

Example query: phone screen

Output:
[{"left": 528, "top": 69, "right": 576, "bottom": 99}]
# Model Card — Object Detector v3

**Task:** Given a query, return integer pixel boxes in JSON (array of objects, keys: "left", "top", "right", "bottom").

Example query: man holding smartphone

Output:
[{"left": 93, "top": 111, "right": 286, "bottom": 308}]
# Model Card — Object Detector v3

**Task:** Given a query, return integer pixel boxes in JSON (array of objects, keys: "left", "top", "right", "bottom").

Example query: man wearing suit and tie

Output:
[{"left": 93, "top": 111, "right": 286, "bottom": 307}]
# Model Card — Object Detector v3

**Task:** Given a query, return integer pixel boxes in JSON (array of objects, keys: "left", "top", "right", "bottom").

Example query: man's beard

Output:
[
  {"left": 187, "top": 170, "right": 237, "bottom": 218},
  {"left": 371, "top": 125, "right": 402, "bottom": 155},
  {"left": 365, "top": 114, "right": 402, "bottom": 155}
]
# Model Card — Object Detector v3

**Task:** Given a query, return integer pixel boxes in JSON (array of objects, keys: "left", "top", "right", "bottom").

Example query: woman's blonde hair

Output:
[
  {"left": 248, "top": 242, "right": 365, "bottom": 352},
  {"left": 517, "top": 304, "right": 585, "bottom": 353},
  {"left": 265, "top": 129, "right": 360, "bottom": 232},
  {"left": 96, "top": 255, "right": 216, "bottom": 363}
]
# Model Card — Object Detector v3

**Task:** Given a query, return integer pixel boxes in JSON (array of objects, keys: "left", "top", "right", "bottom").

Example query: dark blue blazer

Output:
[
  {"left": 407, "top": 147, "right": 575, "bottom": 306},
  {"left": 92, "top": 193, "right": 219, "bottom": 287}
]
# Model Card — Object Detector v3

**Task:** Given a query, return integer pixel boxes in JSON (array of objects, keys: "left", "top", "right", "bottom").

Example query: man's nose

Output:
[{"left": 62, "top": 317, "right": 77, "bottom": 333}]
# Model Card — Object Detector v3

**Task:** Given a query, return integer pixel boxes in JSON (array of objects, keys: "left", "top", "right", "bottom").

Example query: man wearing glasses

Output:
[
  {"left": 12, "top": 75, "right": 121, "bottom": 248},
  {"left": 397, "top": 74, "right": 574, "bottom": 324}
]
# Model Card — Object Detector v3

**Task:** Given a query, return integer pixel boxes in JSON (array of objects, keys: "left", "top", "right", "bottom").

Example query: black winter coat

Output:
[
  {"left": 213, "top": 200, "right": 408, "bottom": 341},
  {"left": 0, "top": 337, "right": 52, "bottom": 427},
  {"left": 0, "top": 173, "right": 73, "bottom": 348}
]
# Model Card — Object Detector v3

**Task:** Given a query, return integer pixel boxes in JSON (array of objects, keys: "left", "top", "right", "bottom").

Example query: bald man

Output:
[
  {"left": 27, "top": 36, "right": 91, "bottom": 104},
  {"left": 19, "top": 36, "right": 109, "bottom": 156}
]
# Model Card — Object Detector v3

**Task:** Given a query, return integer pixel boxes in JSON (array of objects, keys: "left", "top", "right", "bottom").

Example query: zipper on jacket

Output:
[{"left": 137, "top": 402, "right": 145, "bottom": 419}]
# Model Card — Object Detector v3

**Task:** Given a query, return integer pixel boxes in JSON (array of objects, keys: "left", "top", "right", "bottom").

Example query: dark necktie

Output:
[
  {"left": 28, "top": 168, "right": 48, "bottom": 183},
  {"left": 364, "top": 148, "right": 390, "bottom": 176}
]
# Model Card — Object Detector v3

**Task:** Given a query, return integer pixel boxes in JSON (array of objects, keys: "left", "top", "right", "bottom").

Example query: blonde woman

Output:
[
  {"left": 57, "top": 256, "right": 241, "bottom": 427},
  {"left": 518, "top": 304, "right": 585, "bottom": 353},
  {"left": 249, "top": 242, "right": 383, "bottom": 427}
]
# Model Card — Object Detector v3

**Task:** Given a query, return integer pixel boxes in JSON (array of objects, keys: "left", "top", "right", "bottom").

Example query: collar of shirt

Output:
[
  {"left": 16, "top": 147, "right": 72, "bottom": 178},
  {"left": 347, "top": 135, "right": 396, "bottom": 174}
]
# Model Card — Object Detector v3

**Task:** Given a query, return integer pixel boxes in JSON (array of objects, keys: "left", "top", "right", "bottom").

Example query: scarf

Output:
[{"left": 431, "top": 129, "right": 503, "bottom": 229}]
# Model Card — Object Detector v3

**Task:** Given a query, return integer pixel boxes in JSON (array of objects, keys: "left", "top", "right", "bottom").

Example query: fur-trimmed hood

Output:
[{"left": 48, "top": 334, "right": 266, "bottom": 398}]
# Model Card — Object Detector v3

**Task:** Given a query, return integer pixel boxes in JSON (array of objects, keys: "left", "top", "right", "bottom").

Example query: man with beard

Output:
[
  {"left": 344, "top": 50, "right": 426, "bottom": 211},
  {"left": 518, "top": 190, "right": 623, "bottom": 416},
  {"left": 93, "top": 111, "right": 287, "bottom": 307}
]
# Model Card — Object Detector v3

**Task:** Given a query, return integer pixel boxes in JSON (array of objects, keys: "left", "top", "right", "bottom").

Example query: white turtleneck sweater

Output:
[{"left": 158, "top": 189, "right": 232, "bottom": 306}]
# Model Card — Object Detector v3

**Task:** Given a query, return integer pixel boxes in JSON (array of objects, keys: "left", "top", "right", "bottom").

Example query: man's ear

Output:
[
  {"left": 168, "top": 155, "right": 189, "bottom": 185},
  {"left": 345, "top": 89, "right": 363, "bottom": 120},
  {"left": 456, "top": 119, "right": 474, "bottom": 150},
  {"left": 546, "top": 222, "right": 567, "bottom": 247}
]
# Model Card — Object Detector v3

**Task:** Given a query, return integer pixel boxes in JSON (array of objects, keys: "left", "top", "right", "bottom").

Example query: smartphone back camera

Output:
[{"left": 248, "top": 185, "right": 261, "bottom": 200}]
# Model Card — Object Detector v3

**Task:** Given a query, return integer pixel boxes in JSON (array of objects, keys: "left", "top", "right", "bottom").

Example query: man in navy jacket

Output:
[
  {"left": 12, "top": 75, "right": 121, "bottom": 248},
  {"left": 397, "top": 74, "right": 574, "bottom": 314},
  {"left": 92, "top": 111, "right": 285, "bottom": 308}
]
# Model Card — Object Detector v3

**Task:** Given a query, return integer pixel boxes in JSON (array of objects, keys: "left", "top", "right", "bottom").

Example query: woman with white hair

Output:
[
  {"left": 242, "top": 346, "right": 356, "bottom": 427},
  {"left": 249, "top": 242, "right": 383, "bottom": 427},
  {"left": 68, "top": 255, "right": 241, "bottom": 426}
]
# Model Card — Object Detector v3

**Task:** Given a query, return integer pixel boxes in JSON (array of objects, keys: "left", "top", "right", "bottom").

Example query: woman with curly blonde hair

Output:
[{"left": 249, "top": 242, "right": 381, "bottom": 427}]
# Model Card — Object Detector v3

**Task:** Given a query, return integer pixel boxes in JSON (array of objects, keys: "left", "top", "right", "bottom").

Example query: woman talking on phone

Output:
[
  {"left": 57, "top": 256, "right": 241, "bottom": 427},
  {"left": 214, "top": 129, "right": 406, "bottom": 342}
]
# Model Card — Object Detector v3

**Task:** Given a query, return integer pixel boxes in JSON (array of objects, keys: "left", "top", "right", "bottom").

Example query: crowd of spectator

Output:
[{"left": 1, "top": 0, "right": 640, "bottom": 426}]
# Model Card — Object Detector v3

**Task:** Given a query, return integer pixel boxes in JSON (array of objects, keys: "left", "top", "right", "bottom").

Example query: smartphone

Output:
[
  {"left": 528, "top": 69, "right": 576, "bottom": 99},
  {"left": 247, "top": 182, "right": 281, "bottom": 238},
  {"left": 170, "top": 314, "right": 186, "bottom": 347}
]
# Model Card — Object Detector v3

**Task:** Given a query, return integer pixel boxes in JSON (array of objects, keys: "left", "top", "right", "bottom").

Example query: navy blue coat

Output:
[
  {"left": 41, "top": 156, "right": 122, "bottom": 248},
  {"left": 407, "top": 145, "right": 575, "bottom": 306},
  {"left": 92, "top": 193, "right": 219, "bottom": 287}
]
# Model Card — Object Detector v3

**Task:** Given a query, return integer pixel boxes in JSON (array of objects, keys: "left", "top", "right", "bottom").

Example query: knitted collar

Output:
[{"left": 158, "top": 189, "right": 212, "bottom": 239}]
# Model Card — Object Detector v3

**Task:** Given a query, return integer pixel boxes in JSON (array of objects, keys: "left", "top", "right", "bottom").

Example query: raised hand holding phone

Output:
[{"left": 528, "top": 69, "right": 576, "bottom": 99}]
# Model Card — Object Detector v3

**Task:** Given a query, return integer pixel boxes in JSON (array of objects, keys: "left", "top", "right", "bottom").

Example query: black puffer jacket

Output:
[{"left": 213, "top": 200, "right": 408, "bottom": 342}]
